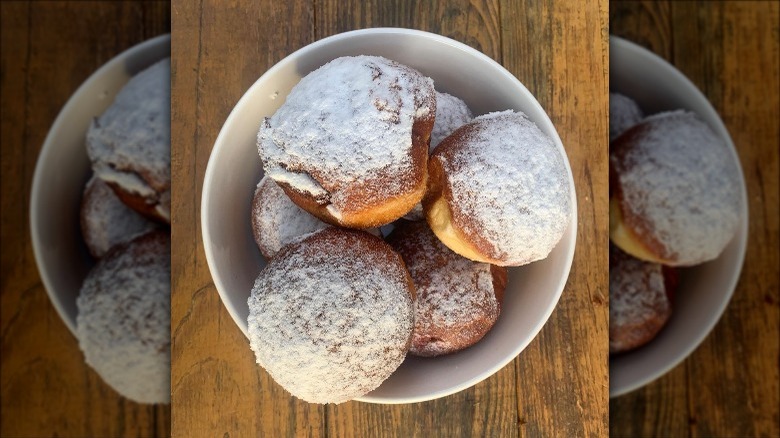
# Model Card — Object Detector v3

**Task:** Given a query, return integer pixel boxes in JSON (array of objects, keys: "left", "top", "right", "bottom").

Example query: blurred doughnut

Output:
[
  {"left": 609, "top": 244, "right": 676, "bottom": 353},
  {"left": 609, "top": 92, "right": 643, "bottom": 142},
  {"left": 610, "top": 110, "right": 741, "bottom": 266},
  {"left": 87, "top": 58, "right": 171, "bottom": 224},
  {"left": 80, "top": 175, "right": 158, "bottom": 258},
  {"left": 76, "top": 231, "right": 170, "bottom": 404}
]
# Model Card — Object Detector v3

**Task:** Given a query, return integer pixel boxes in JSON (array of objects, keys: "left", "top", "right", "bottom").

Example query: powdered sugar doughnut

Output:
[
  {"left": 76, "top": 231, "right": 170, "bottom": 404},
  {"left": 388, "top": 221, "right": 506, "bottom": 357},
  {"left": 610, "top": 244, "right": 676, "bottom": 354},
  {"left": 424, "top": 110, "right": 571, "bottom": 266},
  {"left": 87, "top": 58, "right": 171, "bottom": 224},
  {"left": 258, "top": 55, "right": 435, "bottom": 229},
  {"left": 610, "top": 110, "right": 741, "bottom": 266},
  {"left": 610, "top": 92, "right": 643, "bottom": 142},
  {"left": 80, "top": 175, "right": 158, "bottom": 258},
  {"left": 247, "top": 228, "right": 415, "bottom": 404},
  {"left": 251, "top": 176, "right": 329, "bottom": 259}
]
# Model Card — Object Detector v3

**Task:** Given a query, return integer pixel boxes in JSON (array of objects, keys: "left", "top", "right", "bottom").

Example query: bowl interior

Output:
[
  {"left": 203, "top": 29, "right": 577, "bottom": 403},
  {"left": 30, "top": 35, "right": 171, "bottom": 335},
  {"left": 609, "top": 36, "right": 748, "bottom": 397}
]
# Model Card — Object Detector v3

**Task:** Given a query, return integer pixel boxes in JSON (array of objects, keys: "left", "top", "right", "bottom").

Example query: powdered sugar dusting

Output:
[
  {"left": 431, "top": 91, "right": 473, "bottom": 150},
  {"left": 404, "top": 91, "right": 473, "bottom": 221},
  {"left": 251, "top": 176, "right": 329, "bottom": 258},
  {"left": 610, "top": 92, "right": 644, "bottom": 142},
  {"left": 81, "top": 175, "right": 158, "bottom": 258},
  {"left": 609, "top": 244, "right": 670, "bottom": 353},
  {"left": 87, "top": 58, "right": 171, "bottom": 217},
  {"left": 388, "top": 221, "right": 500, "bottom": 357},
  {"left": 440, "top": 110, "right": 571, "bottom": 265},
  {"left": 247, "top": 228, "right": 414, "bottom": 404},
  {"left": 258, "top": 56, "right": 435, "bottom": 215},
  {"left": 76, "top": 232, "right": 170, "bottom": 404},
  {"left": 611, "top": 110, "right": 741, "bottom": 265}
]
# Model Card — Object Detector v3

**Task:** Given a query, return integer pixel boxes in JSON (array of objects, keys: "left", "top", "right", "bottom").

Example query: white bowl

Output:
[
  {"left": 203, "top": 28, "right": 577, "bottom": 404},
  {"left": 30, "top": 35, "right": 171, "bottom": 335},
  {"left": 609, "top": 36, "right": 748, "bottom": 397}
]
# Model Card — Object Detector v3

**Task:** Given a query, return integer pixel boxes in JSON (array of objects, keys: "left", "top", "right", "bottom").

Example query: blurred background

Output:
[
  {"left": 609, "top": 1, "right": 779, "bottom": 437},
  {"left": 1, "top": 2, "right": 170, "bottom": 436}
]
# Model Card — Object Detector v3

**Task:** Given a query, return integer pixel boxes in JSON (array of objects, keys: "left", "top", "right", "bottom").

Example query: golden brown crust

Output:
[
  {"left": 609, "top": 125, "right": 672, "bottom": 262},
  {"left": 278, "top": 128, "right": 429, "bottom": 230},
  {"left": 490, "top": 264, "right": 508, "bottom": 304},
  {"left": 423, "top": 126, "right": 507, "bottom": 265},
  {"left": 261, "top": 57, "right": 436, "bottom": 230}
]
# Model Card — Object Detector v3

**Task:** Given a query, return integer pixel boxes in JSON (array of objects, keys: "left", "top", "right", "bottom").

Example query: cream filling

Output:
[
  {"left": 94, "top": 164, "right": 155, "bottom": 198},
  {"left": 426, "top": 196, "right": 488, "bottom": 263},
  {"left": 267, "top": 168, "right": 328, "bottom": 200},
  {"left": 609, "top": 196, "right": 665, "bottom": 264}
]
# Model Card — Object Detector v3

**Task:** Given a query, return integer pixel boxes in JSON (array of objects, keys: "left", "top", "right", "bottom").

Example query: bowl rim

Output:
[
  {"left": 608, "top": 35, "right": 749, "bottom": 398},
  {"left": 29, "top": 33, "right": 171, "bottom": 336},
  {"left": 201, "top": 27, "right": 578, "bottom": 404}
]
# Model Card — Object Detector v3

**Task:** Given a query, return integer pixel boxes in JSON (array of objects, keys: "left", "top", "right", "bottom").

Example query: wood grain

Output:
[
  {"left": 609, "top": 2, "right": 780, "bottom": 437},
  {"left": 503, "top": 2, "right": 610, "bottom": 437},
  {"left": 171, "top": 0, "right": 608, "bottom": 436},
  {"left": 170, "top": 1, "right": 324, "bottom": 436},
  {"left": 1, "top": 2, "right": 170, "bottom": 437}
]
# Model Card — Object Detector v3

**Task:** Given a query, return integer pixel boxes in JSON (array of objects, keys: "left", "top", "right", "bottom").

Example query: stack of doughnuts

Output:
[
  {"left": 609, "top": 95, "right": 741, "bottom": 353},
  {"left": 251, "top": 55, "right": 572, "bottom": 403},
  {"left": 75, "top": 58, "right": 171, "bottom": 403}
]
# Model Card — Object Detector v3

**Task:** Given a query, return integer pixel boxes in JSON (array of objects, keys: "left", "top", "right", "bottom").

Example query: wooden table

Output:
[
  {"left": 171, "top": 0, "right": 608, "bottom": 436},
  {"left": 1, "top": 2, "right": 171, "bottom": 437},
  {"left": 609, "top": 2, "right": 780, "bottom": 437}
]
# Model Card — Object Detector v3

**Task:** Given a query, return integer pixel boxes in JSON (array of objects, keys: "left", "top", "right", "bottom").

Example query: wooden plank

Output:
[
  {"left": 609, "top": 1, "right": 780, "bottom": 436},
  {"left": 609, "top": 365, "right": 690, "bottom": 437},
  {"left": 672, "top": 2, "right": 780, "bottom": 437},
  {"left": 169, "top": 0, "right": 325, "bottom": 436},
  {"left": 502, "top": 1, "right": 610, "bottom": 437},
  {"left": 1, "top": 2, "right": 171, "bottom": 437}
]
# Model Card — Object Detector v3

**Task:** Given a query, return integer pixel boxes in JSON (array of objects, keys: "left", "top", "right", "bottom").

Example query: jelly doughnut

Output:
[
  {"left": 424, "top": 110, "right": 571, "bottom": 266},
  {"left": 387, "top": 221, "right": 506, "bottom": 356},
  {"left": 258, "top": 56, "right": 435, "bottom": 229},
  {"left": 247, "top": 228, "right": 415, "bottom": 403},
  {"left": 610, "top": 110, "right": 741, "bottom": 266}
]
